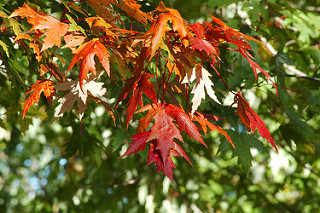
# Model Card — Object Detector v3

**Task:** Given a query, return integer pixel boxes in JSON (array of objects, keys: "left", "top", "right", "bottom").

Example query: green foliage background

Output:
[{"left": 0, "top": 0, "right": 320, "bottom": 212}]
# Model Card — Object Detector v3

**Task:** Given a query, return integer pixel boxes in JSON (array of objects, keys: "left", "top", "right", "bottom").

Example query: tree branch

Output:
[
  {"left": 284, "top": 74, "right": 320, "bottom": 82},
  {"left": 0, "top": 31, "right": 35, "bottom": 37}
]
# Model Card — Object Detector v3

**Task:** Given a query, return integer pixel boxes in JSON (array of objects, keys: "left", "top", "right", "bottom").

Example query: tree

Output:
[{"left": 0, "top": 0, "right": 319, "bottom": 212}]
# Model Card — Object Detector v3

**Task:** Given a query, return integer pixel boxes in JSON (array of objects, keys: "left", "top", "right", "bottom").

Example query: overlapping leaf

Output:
[
  {"left": 202, "top": 15, "right": 277, "bottom": 91},
  {"left": 144, "top": 1, "right": 189, "bottom": 58},
  {"left": 205, "top": 15, "right": 263, "bottom": 50},
  {"left": 22, "top": 80, "right": 55, "bottom": 118},
  {"left": 6, "top": 1, "right": 281, "bottom": 183},
  {"left": 193, "top": 111, "right": 234, "bottom": 148},
  {"left": 67, "top": 39, "right": 110, "bottom": 89},
  {"left": 9, "top": 4, "right": 69, "bottom": 51},
  {"left": 238, "top": 48, "right": 277, "bottom": 92},
  {"left": 122, "top": 103, "right": 203, "bottom": 181},
  {"left": 189, "top": 22, "right": 218, "bottom": 64},
  {"left": 114, "top": 0, "right": 152, "bottom": 24},
  {"left": 54, "top": 75, "right": 107, "bottom": 120},
  {"left": 182, "top": 64, "right": 220, "bottom": 114},
  {"left": 232, "top": 91, "right": 278, "bottom": 152},
  {"left": 116, "top": 72, "right": 157, "bottom": 126}
]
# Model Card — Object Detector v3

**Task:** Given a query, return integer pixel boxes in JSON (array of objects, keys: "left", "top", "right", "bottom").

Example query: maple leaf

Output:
[
  {"left": 189, "top": 22, "right": 218, "bottom": 63},
  {"left": 67, "top": 39, "right": 110, "bottom": 89},
  {"left": 54, "top": 75, "right": 107, "bottom": 120},
  {"left": 201, "top": 16, "right": 277, "bottom": 92},
  {"left": 144, "top": 1, "right": 189, "bottom": 58},
  {"left": 15, "top": 33, "right": 42, "bottom": 61},
  {"left": 232, "top": 91, "right": 278, "bottom": 152},
  {"left": 207, "top": 15, "right": 264, "bottom": 50},
  {"left": 9, "top": 4, "right": 45, "bottom": 28},
  {"left": 147, "top": 107, "right": 184, "bottom": 162},
  {"left": 156, "top": 1, "right": 188, "bottom": 40},
  {"left": 165, "top": 104, "right": 206, "bottom": 147},
  {"left": 114, "top": 0, "right": 152, "bottom": 24},
  {"left": 144, "top": 13, "right": 169, "bottom": 58},
  {"left": 146, "top": 140, "right": 191, "bottom": 181},
  {"left": 121, "top": 131, "right": 150, "bottom": 157},
  {"left": 9, "top": 4, "right": 69, "bottom": 52},
  {"left": 116, "top": 72, "right": 157, "bottom": 127},
  {"left": 136, "top": 103, "right": 159, "bottom": 133},
  {"left": 22, "top": 80, "right": 55, "bottom": 118},
  {"left": 193, "top": 111, "right": 234, "bottom": 148},
  {"left": 145, "top": 143, "right": 172, "bottom": 181},
  {"left": 182, "top": 64, "right": 220, "bottom": 114},
  {"left": 86, "top": 0, "right": 118, "bottom": 28},
  {"left": 63, "top": 34, "right": 86, "bottom": 52},
  {"left": 238, "top": 48, "right": 277, "bottom": 92},
  {"left": 35, "top": 16, "right": 69, "bottom": 51},
  {"left": 122, "top": 103, "right": 202, "bottom": 181}
]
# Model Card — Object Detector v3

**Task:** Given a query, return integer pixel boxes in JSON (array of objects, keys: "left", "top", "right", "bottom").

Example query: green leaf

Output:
[
  {"left": 66, "top": 14, "right": 86, "bottom": 36},
  {"left": 0, "top": 117, "right": 6, "bottom": 129},
  {"left": 223, "top": 130, "right": 255, "bottom": 175},
  {"left": 0, "top": 40, "right": 9, "bottom": 57},
  {"left": 87, "top": 125, "right": 103, "bottom": 142},
  {"left": 207, "top": 0, "right": 245, "bottom": 7},
  {"left": 18, "top": 116, "right": 33, "bottom": 135},
  {"left": 232, "top": 136, "right": 252, "bottom": 175},
  {"left": 27, "top": 105, "right": 48, "bottom": 120},
  {"left": 9, "top": 19, "right": 23, "bottom": 35},
  {"left": 112, "top": 128, "right": 130, "bottom": 152},
  {"left": 89, "top": 144, "right": 103, "bottom": 168},
  {"left": 301, "top": 47, "right": 320, "bottom": 67}
]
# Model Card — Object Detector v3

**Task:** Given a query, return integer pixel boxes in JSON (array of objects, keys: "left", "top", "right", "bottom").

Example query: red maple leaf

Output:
[
  {"left": 67, "top": 39, "right": 110, "bottom": 89},
  {"left": 22, "top": 80, "right": 55, "bottom": 118},
  {"left": 146, "top": 142, "right": 190, "bottom": 181},
  {"left": 121, "top": 131, "right": 150, "bottom": 157},
  {"left": 205, "top": 15, "right": 264, "bottom": 50},
  {"left": 147, "top": 106, "right": 184, "bottom": 161},
  {"left": 189, "top": 22, "right": 218, "bottom": 63},
  {"left": 232, "top": 91, "right": 278, "bottom": 152},
  {"left": 238, "top": 48, "right": 277, "bottom": 93},
  {"left": 193, "top": 111, "right": 234, "bottom": 148},
  {"left": 116, "top": 72, "right": 157, "bottom": 127},
  {"left": 202, "top": 16, "right": 277, "bottom": 92},
  {"left": 122, "top": 103, "right": 203, "bottom": 181},
  {"left": 165, "top": 104, "right": 206, "bottom": 147}
]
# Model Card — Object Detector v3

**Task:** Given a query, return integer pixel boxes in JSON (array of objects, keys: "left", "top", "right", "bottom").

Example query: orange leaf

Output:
[
  {"left": 156, "top": 2, "right": 188, "bottom": 39},
  {"left": 233, "top": 91, "right": 278, "bottom": 152},
  {"left": 114, "top": 0, "right": 152, "bottom": 24},
  {"left": 144, "top": 1, "right": 189, "bottom": 58},
  {"left": 145, "top": 13, "right": 169, "bottom": 58},
  {"left": 9, "top": 4, "right": 45, "bottom": 28},
  {"left": 35, "top": 16, "right": 69, "bottom": 51},
  {"left": 22, "top": 80, "right": 55, "bottom": 118},
  {"left": 209, "top": 15, "right": 264, "bottom": 49},
  {"left": 10, "top": 4, "right": 69, "bottom": 52},
  {"left": 67, "top": 40, "right": 110, "bottom": 88},
  {"left": 86, "top": 0, "right": 118, "bottom": 28},
  {"left": 63, "top": 34, "right": 86, "bottom": 51},
  {"left": 193, "top": 111, "right": 234, "bottom": 148}
]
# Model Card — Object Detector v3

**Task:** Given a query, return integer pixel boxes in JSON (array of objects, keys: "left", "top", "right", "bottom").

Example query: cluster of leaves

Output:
[
  {"left": 1, "top": 0, "right": 280, "bottom": 181},
  {"left": 1, "top": 0, "right": 320, "bottom": 212}
]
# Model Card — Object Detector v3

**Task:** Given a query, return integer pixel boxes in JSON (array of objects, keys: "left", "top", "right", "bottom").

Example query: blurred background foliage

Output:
[{"left": 0, "top": 0, "right": 320, "bottom": 212}]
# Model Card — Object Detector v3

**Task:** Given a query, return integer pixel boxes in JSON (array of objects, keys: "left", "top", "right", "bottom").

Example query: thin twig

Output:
[{"left": 284, "top": 74, "right": 320, "bottom": 82}]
